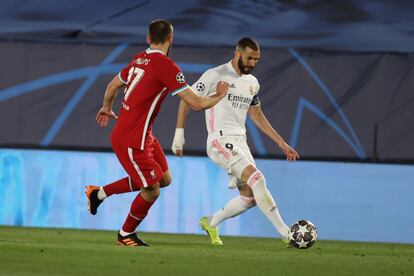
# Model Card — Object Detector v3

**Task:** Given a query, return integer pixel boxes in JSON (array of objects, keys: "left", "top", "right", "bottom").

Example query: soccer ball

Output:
[{"left": 288, "top": 220, "right": 317, "bottom": 249}]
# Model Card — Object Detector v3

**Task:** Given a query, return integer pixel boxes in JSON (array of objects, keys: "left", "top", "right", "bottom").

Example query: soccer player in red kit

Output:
[{"left": 85, "top": 19, "right": 229, "bottom": 246}]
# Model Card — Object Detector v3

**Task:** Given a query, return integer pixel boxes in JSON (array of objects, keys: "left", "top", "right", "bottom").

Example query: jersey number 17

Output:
[{"left": 124, "top": 67, "right": 145, "bottom": 101}]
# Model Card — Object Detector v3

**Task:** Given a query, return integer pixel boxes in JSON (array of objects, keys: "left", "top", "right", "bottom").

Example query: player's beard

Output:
[{"left": 237, "top": 57, "right": 254, "bottom": 74}]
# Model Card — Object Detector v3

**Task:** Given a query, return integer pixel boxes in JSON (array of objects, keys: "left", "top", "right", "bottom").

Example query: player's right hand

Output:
[
  {"left": 215, "top": 81, "right": 229, "bottom": 98},
  {"left": 171, "top": 128, "right": 185, "bottom": 157},
  {"left": 278, "top": 141, "right": 300, "bottom": 162},
  {"left": 96, "top": 106, "right": 118, "bottom": 127}
]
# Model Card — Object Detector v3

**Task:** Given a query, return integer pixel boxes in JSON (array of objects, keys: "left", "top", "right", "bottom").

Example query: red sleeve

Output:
[
  {"left": 118, "top": 65, "right": 130, "bottom": 85},
  {"left": 118, "top": 54, "right": 139, "bottom": 85},
  {"left": 159, "top": 58, "right": 189, "bottom": 95}
]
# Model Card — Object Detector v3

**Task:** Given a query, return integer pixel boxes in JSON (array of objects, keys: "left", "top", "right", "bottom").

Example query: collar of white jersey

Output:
[
  {"left": 226, "top": 61, "right": 239, "bottom": 77},
  {"left": 146, "top": 48, "right": 164, "bottom": 55},
  {"left": 226, "top": 60, "right": 251, "bottom": 78}
]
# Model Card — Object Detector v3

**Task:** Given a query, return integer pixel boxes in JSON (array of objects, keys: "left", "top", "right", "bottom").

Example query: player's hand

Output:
[
  {"left": 96, "top": 106, "right": 118, "bottom": 127},
  {"left": 278, "top": 142, "right": 300, "bottom": 162},
  {"left": 172, "top": 128, "right": 185, "bottom": 157},
  {"left": 215, "top": 81, "right": 229, "bottom": 98}
]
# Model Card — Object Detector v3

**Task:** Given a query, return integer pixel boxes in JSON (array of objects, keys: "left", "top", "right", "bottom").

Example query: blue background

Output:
[
  {"left": 1, "top": 148, "right": 413, "bottom": 244},
  {"left": 2, "top": 0, "right": 414, "bottom": 52},
  {"left": 1, "top": 42, "right": 413, "bottom": 161}
]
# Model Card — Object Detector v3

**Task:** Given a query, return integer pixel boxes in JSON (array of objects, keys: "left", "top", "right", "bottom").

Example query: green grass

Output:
[{"left": 0, "top": 226, "right": 413, "bottom": 276}]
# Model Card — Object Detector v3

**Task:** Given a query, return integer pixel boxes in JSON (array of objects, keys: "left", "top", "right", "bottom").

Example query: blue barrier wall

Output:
[{"left": 0, "top": 148, "right": 413, "bottom": 244}]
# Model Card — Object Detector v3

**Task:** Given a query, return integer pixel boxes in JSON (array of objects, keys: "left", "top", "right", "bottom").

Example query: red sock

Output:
[
  {"left": 122, "top": 193, "right": 156, "bottom": 233},
  {"left": 103, "top": 177, "right": 140, "bottom": 197}
]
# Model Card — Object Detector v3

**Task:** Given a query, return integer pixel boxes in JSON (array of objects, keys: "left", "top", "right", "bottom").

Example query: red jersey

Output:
[{"left": 111, "top": 48, "right": 189, "bottom": 149}]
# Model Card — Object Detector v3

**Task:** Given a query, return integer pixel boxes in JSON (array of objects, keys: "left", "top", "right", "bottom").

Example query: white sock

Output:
[
  {"left": 119, "top": 229, "right": 133, "bottom": 237},
  {"left": 97, "top": 187, "right": 107, "bottom": 200},
  {"left": 248, "top": 171, "right": 290, "bottom": 240},
  {"left": 209, "top": 196, "right": 256, "bottom": 227}
]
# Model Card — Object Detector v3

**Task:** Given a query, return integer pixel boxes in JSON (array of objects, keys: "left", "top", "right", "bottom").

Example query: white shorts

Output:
[{"left": 207, "top": 135, "right": 256, "bottom": 181}]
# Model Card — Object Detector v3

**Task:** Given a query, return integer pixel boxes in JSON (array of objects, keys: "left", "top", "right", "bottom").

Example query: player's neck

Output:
[
  {"left": 149, "top": 44, "right": 169, "bottom": 56},
  {"left": 231, "top": 59, "right": 242, "bottom": 76}
]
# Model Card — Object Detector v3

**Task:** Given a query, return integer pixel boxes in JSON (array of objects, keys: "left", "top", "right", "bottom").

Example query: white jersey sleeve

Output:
[
  {"left": 191, "top": 69, "right": 218, "bottom": 96},
  {"left": 250, "top": 77, "right": 261, "bottom": 106}
]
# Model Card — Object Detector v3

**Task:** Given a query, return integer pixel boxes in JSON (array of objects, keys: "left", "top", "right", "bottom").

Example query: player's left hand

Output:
[
  {"left": 215, "top": 81, "right": 230, "bottom": 98},
  {"left": 278, "top": 142, "right": 300, "bottom": 162},
  {"left": 171, "top": 128, "right": 185, "bottom": 157},
  {"left": 96, "top": 106, "right": 118, "bottom": 127}
]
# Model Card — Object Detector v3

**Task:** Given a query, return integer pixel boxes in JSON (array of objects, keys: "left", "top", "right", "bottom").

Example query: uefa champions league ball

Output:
[{"left": 288, "top": 220, "right": 318, "bottom": 249}]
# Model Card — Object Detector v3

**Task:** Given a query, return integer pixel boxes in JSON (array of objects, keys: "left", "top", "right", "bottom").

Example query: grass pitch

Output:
[{"left": 0, "top": 226, "right": 413, "bottom": 276}]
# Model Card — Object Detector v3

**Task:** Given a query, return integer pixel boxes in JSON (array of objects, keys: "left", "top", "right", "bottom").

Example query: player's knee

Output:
[
  {"left": 159, "top": 171, "right": 172, "bottom": 188},
  {"left": 246, "top": 170, "right": 266, "bottom": 189},
  {"left": 240, "top": 195, "right": 256, "bottom": 208},
  {"left": 248, "top": 171, "right": 277, "bottom": 208},
  {"left": 159, "top": 175, "right": 172, "bottom": 188},
  {"left": 142, "top": 185, "right": 160, "bottom": 201},
  {"left": 150, "top": 187, "right": 160, "bottom": 199}
]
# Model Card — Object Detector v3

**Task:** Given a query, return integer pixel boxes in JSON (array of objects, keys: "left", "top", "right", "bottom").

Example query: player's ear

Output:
[
  {"left": 146, "top": 34, "right": 151, "bottom": 45},
  {"left": 234, "top": 47, "right": 241, "bottom": 59}
]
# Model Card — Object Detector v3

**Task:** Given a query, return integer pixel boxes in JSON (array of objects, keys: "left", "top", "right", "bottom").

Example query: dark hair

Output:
[
  {"left": 148, "top": 19, "right": 173, "bottom": 44},
  {"left": 237, "top": 37, "right": 259, "bottom": 51}
]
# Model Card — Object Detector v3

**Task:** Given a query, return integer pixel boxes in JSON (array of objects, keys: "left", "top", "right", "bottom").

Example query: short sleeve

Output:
[
  {"left": 118, "top": 56, "right": 136, "bottom": 85},
  {"left": 255, "top": 81, "right": 260, "bottom": 95},
  {"left": 191, "top": 69, "right": 216, "bottom": 96},
  {"left": 250, "top": 79, "right": 261, "bottom": 106},
  {"left": 160, "top": 59, "right": 189, "bottom": 96},
  {"left": 118, "top": 67, "right": 129, "bottom": 85}
]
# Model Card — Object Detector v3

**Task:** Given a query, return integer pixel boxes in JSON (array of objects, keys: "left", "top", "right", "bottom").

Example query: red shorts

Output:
[{"left": 111, "top": 137, "right": 168, "bottom": 188}]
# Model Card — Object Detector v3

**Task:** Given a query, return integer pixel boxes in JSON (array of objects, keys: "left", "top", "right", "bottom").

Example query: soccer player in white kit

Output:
[{"left": 172, "top": 37, "right": 299, "bottom": 245}]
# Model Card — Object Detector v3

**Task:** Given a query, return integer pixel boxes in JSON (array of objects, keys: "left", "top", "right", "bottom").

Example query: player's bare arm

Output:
[
  {"left": 177, "top": 81, "right": 229, "bottom": 111},
  {"left": 172, "top": 100, "right": 191, "bottom": 157},
  {"left": 248, "top": 105, "right": 300, "bottom": 161},
  {"left": 176, "top": 100, "right": 190, "bottom": 129},
  {"left": 96, "top": 75, "right": 124, "bottom": 127}
]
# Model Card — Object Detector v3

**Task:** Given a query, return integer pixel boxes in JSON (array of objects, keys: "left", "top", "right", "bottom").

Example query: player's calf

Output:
[{"left": 243, "top": 167, "right": 290, "bottom": 240}]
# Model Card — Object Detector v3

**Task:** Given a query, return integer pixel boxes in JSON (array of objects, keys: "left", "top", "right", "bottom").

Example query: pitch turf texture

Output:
[{"left": 0, "top": 226, "right": 413, "bottom": 276}]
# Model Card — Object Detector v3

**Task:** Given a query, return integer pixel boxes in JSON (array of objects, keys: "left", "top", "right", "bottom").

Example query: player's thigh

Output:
[
  {"left": 207, "top": 137, "right": 244, "bottom": 172},
  {"left": 208, "top": 137, "right": 259, "bottom": 191},
  {"left": 231, "top": 139, "right": 256, "bottom": 187},
  {"left": 152, "top": 138, "right": 171, "bottom": 187},
  {"left": 112, "top": 142, "right": 164, "bottom": 188},
  {"left": 231, "top": 157, "right": 256, "bottom": 181},
  {"left": 229, "top": 140, "right": 261, "bottom": 187},
  {"left": 152, "top": 137, "right": 169, "bottom": 173}
]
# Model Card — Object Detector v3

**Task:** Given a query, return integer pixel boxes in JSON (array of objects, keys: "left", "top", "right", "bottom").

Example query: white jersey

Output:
[{"left": 192, "top": 61, "right": 261, "bottom": 140}]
